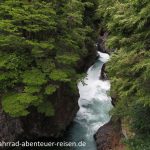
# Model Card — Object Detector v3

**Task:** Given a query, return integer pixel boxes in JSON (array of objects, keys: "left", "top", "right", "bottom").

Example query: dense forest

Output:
[
  {"left": 0, "top": 0, "right": 98, "bottom": 117},
  {"left": 0, "top": 0, "right": 149, "bottom": 150},
  {"left": 96, "top": 0, "right": 150, "bottom": 149}
]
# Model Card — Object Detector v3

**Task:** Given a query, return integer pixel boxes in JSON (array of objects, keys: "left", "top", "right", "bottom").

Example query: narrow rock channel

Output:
[{"left": 65, "top": 51, "right": 113, "bottom": 150}]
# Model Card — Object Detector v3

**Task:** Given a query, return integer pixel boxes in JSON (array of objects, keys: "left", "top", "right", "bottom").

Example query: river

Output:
[{"left": 64, "top": 52, "right": 113, "bottom": 150}]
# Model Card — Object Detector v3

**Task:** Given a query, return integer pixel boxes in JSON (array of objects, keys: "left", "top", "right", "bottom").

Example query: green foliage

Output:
[
  {"left": 23, "top": 69, "right": 47, "bottom": 85},
  {"left": 96, "top": 0, "right": 150, "bottom": 148},
  {"left": 37, "top": 101, "right": 55, "bottom": 117},
  {"left": 49, "top": 69, "right": 71, "bottom": 82},
  {"left": 0, "top": 0, "right": 99, "bottom": 117},
  {"left": 125, "top": 136, "right": 150, "bottom": 150},
  {"left": 56, "top": 54, "right": 80, "bottom": 65},
  {"left": 24, "top": 86, "right": 41, "bottom": 94},
  {"left": 36, "top": 58, "right": 55, "bottom": 73},
  {"left": 2, "top": 93, "right": 40, "bottom": 117},
  {"left": 45, "top": 85, "right": 58, "bottom": 95},
  {"left": 131, "top": 105, "right": 150, "bottom": 136}
]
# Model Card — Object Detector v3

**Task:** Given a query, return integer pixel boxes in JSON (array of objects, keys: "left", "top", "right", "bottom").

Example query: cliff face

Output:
[{"left": 0, "top": 47, "right": 97, "bottom": 142}]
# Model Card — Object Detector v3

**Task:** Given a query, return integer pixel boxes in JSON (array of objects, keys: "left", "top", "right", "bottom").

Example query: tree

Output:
[
  {"left": 0, "top": 0, "right": 99, "bottom": 117},
  {"left": 96, "top": 0, "right": 150, "bottom": 149}
]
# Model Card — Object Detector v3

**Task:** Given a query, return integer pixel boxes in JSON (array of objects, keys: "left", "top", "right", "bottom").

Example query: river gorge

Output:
[{"left": 64, "top": 51, "right": 113, "bottom": 150}]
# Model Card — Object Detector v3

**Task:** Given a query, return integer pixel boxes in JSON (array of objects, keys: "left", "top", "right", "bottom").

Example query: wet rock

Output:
[
  {"left": 100, "top": 64, "right": 108, "bottom": 80},
  {"left": 111, "top": 97, "right": 117, "bottom": 107},
  {"left": 97, "top": 32, "right": 109, "bottom": 53},
  {"left": 94, "top": 119, "right": 124, "bottom": 150},
  {"left": 97, "top": 31, "right": 115, "bottom": 54}
]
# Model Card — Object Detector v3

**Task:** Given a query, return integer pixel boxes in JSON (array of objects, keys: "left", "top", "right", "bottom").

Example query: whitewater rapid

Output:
[{"left": 66, "top": 52, "right": 113, "bottom": 150}]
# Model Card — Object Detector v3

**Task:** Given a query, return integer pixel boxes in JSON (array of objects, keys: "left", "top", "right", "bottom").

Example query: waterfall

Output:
[{"left": 66, "top": 52, "right": 113, "bottom": 150}]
